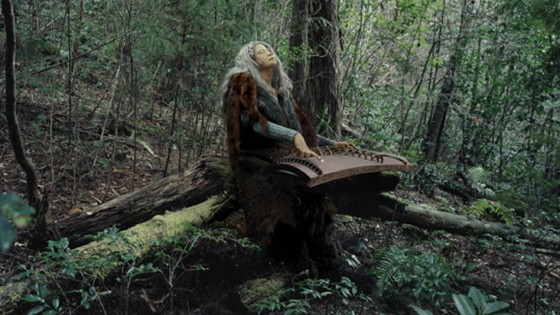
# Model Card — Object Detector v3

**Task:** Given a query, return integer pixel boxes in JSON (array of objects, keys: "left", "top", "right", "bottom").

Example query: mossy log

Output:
[
  {"left": 0, "top": 198, "right": 219, "bottom": 314},
  {"left": 57, "top": 157, "right": 232, "bottom": 247},
  {"left": 332, "top": 192, "right": 560, "bottom": 250}
]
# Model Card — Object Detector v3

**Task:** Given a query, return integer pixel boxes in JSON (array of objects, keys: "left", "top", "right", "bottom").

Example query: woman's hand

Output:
[
  {"left": 333, "top": 141, "right": 357, "bottom": 149},
  {"left": 293, "top": 133, "right": 323, "bottom": 161}
]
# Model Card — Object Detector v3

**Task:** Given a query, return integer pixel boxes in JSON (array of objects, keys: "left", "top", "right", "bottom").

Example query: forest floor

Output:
[{"left": 1, "top": 95, "right": 559, "bottom": 314}]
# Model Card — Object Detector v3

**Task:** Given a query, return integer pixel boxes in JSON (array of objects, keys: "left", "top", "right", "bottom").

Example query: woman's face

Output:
[{"left": 253, "top": 44, "right": 277, "bottom": 69}]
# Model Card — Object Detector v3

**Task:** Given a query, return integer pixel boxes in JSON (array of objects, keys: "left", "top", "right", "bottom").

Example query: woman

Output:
[
  {"left": 221, "top": 41, "right": 350, "bottom": 274},
  {"left": 221, "top": 41, "right": 348, "bottom": 167}
]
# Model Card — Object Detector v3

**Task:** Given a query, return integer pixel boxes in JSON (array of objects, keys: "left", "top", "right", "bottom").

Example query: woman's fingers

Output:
[
  {"left": 299, "top": 149, "right": 323, "bottom": 161},
  {"left": 293, "top": 133, "right": 323, "bottom": 161},
  {"left": 333, "top": 141, "right": 357, "bottom": 149}
]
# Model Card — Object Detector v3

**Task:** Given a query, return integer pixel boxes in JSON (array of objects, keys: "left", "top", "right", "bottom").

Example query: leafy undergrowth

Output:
[
  {"left": 2, "top": 210, "right": 559, "bottom": 314},
  {"left": 1, "top": 96, "right": 559, "bottom": 314}
]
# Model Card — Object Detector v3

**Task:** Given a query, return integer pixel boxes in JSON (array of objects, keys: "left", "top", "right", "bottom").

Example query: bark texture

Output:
[
  {"left": 289, "top": 0, "right": 342, "bottom": 137},
  {"left": 2, "top": 0, "right": 54, "bottom": 248},
  {"left": 333, "top": 192, "right": 560, "bottom": 250},
  {"left": 57, "top": 157, "right": 231, "bottom": 247}
]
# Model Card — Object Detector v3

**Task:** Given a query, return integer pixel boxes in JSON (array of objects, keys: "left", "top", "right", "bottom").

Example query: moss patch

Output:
[
  {"left": 77, "top": 197, "right": 218, "bottom": 275},
  {"left": 238, "top": 275, "right": 287, "bottom": 312}
]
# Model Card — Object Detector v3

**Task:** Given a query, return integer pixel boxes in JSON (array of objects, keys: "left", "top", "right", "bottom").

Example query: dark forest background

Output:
[{"left": 1, "top": 0, "right": 559, "bottom": 314}]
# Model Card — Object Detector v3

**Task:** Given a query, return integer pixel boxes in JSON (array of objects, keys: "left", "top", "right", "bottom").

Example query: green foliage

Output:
[
  {"left": 20, "top": 225, "right": 260, "bottom": 313},
  {"left": 464, "top": 199, "right": 517, "bottom": 225},
  {"left": 410, "top": 304, "right": 435, "bottom": 315},
  {"left": 24, "top": 283, "right": 63, "bottom": 315},
  {"left": 8, "top": 0, "right": 559, "bottom": 229},
  {"left": 416, "top": 162, "right": 454, "bottom": 196},
  {"left": 21, "top": 237, "right": 114, "bottom": 314},
  {"left": 371, "top": 246, "right": 457, "bottom": 308},
  {"left": 452, "top": 287, "right": 510, "bottom": 315},
  {"left": 255, "top": 271, "right": 371, "bottom": 315},
  {"left": 0, "top": 193, "right": 35, "bottom": 253},
  {"left": 410, "top": 286, "right": 511, "bottom": 315},
  {"left": 466, "top": 166, "right": 495, "bottom": 198}
]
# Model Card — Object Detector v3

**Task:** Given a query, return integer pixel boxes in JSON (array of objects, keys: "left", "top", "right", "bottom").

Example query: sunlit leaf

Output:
[
  {"left": 453, "top": 293, "right": 476, "bottom": 315},
  {"left": 26, "top": 305, "right": 46, "bottom": 315},
  {"left": 483, "top": 301, "right": 510, "bottom": 314},
  {"left": 469, "top": 286, "right": 487, "bottom": 309},
  {"left": 24, "top": 294, "right": 44, "bottom": 304},
  {"left": 410, "top": 304, "right": 434, "bottom": 315}
]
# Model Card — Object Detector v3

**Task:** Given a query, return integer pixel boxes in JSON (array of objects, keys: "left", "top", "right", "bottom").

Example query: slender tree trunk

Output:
[
  {"left": 2, "top": 0, "right": 54, "bottom": 248},
  {"left": 423, "top": 68, "right": 455, "bottom": 162},
  {"left": 459, "top": 37, "right": 482, "bottom": 168},
  {"left": 423, "top": 0, "right": 470, "bottom": 163},
  {"left": 288, "top": 0, "right": 308, "bottom": 105}
]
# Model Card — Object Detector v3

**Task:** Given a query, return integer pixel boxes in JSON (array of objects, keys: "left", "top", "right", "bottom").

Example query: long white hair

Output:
[{"left": 220, "top": 41, "right": 293, "bottom": 107}]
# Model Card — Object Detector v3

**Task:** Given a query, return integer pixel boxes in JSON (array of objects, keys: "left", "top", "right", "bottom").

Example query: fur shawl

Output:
[{"left": 225, "top": 72, "right": 318, "bottom": 168}]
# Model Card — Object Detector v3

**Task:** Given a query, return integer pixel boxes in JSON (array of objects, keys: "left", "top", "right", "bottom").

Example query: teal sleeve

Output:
[
  {"left": 317, "top": 135, "right": 335, "bottom": 146},
  {"left": 252, "top": 121, "right": 299, "bottom": 142},
  {"left": 253, "top": 121, "right": 336, "bottom": 146}
]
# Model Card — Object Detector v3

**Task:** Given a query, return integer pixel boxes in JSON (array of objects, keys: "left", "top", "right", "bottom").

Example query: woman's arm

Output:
[
  {"left": 252, "top": 121, "right": 322, "bottom": 159},
  {"left": 317, "top": 135, "right": 335, "bottom": 146},
  {"left": 252, "top": 120, "right": 299, "bottom": 142}
]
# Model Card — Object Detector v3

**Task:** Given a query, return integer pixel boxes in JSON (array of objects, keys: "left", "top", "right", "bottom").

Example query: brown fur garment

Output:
[{"left": 225, "top": 72, "right": 318, "bottom": 168}]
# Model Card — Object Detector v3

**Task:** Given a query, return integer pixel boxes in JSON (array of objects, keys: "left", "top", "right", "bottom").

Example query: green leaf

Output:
[
  {"left": 36, "top": 283, "right": 48, "bottom": 298},
  {"left": 11, "top": 203, "right": 35, "bottom": 217},
  {"left": 23, "top": 295, "right": 44, "bottom": 304},
  {"left": 51, "top": 298, "right": 60, "bottom": 310},
  {"left": 453, "top": 293, "right": 476, "bottom": 315},
  {"left": 13, "top": 215, "right": 32, "bottom": 227},
  {"left": 0, "top": 193, "right": 20, "bottom": 210},
  {"left": 483, "top": 301, "right": 510, "bottom": 314},
  {"left": 59, "top": 238, "right": 70, "bottom": 251},
  {"left": 410, "top": 304, "right": 434, "bottom": 315},
  {"left": 80, "top": 291, "right": 89, "bottom": 305},
  {"left": 43, "top": 310, "right": 58, "bottom": 315},
  {"left": 0, "top": 193, "right": 35, "bottom": 218},
  {"left": 136, "top": 138, "right": 156, "bottom": 156},
  {"left": 469, "top": 287, "right": 487, "bottom": 309},
  {"left": 0, "top": 217, "right": 16, "bottom": 253},
  {"left": 26, "top": 305, "right": 46, "bottom": 315}
]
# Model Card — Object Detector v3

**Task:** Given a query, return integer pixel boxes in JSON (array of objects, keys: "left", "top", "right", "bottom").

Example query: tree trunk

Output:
[
  {"left": 2, "top": 0, "right": 54, "bottom": 249},
  {"left": 422, "top": 0, "right": 472, "bottom": 163},
  {"left": 289, "top": 0, "right": 342, "bottom": 137},
  {"left": 288, "top": 0, "right": 308, "bottom": 105},
  {"left": 57, "top": 157, "right": 232, "bottom": 247},
  {"left": 422, "top": 71, "right": 455, "bottom": 162}
]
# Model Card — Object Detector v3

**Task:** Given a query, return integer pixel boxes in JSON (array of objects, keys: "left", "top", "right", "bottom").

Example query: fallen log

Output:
[
  {"left": 0, "top": 198, "right": 219, "bottom": 314},
  {"left": 332, "top": 192, "right": 560, "bottom": 250},
  {"left": 56, "top": 155, "right": 560, "bottom": 251},
  {"left": 56, "top": 154, "right": 404, "bottom": 247},
  {"left": 57, "top": 157, "right": 232, "bottom": 247}
]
